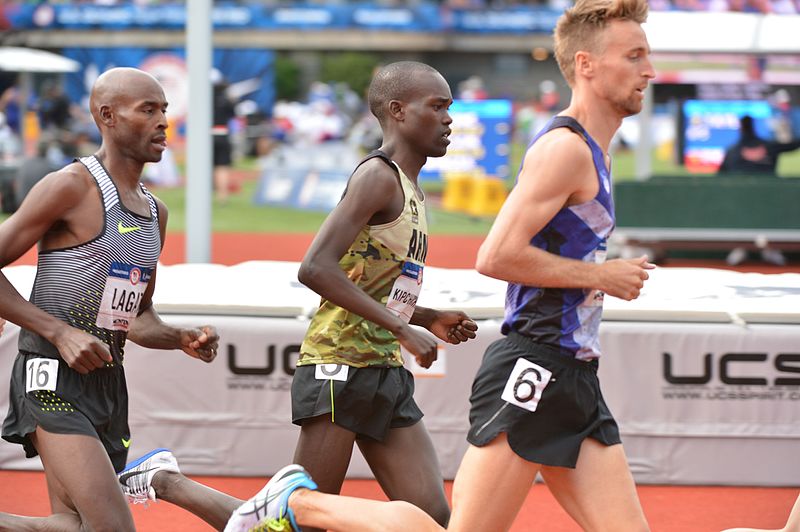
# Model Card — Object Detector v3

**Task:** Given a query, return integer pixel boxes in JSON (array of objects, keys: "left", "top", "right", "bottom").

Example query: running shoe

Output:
[
  {"left": 118, "top": 448, "right": 180, "bottom": 504},
  {"left": 224, "top": 464, "right": 318, "bottom": 532}
]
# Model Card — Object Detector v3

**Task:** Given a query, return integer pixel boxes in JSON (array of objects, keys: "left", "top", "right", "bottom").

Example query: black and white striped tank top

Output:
[{"left": 18, "top": 155, "right": 162, "bottom": 365}]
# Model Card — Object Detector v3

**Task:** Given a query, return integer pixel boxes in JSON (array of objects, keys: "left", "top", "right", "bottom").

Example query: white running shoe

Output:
[
  {"left": 224, "top": 464, "right": 318, "bottom": 532},
  {"left": 118, "top": 448, "right": 180, "bottom": 504}
]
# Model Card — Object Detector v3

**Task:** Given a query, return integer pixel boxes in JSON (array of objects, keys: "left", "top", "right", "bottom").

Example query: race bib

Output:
[
  {"left": 386, "top": 261, "right": 423, "bottom": 323},
  {"left": 26, "top": 358, "right": 58, "bottom": 393},
  {"left": 501, "top": 357, "right": 553, "bottom": 413},
  {"left": 584, "top": 243, "right": 607, "bottom": 307},
  {"left": 315, "top": 364, "right": 349, "bottom": 382},
  {"left": 96, "top": 262, "right": 152, "bottom": 331}
]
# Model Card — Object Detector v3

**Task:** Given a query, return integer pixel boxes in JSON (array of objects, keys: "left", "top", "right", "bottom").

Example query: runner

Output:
[
  {"left": 227, "top": 0, "right": 656, "bottom": 529},
  {"left": 0, "top": 67, "right": 219, "bottom": 531}
]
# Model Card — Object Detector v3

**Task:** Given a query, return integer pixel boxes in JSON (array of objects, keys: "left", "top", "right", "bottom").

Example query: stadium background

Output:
[{"left": 1, "top": 1, "right": 799, "bottom": 530}]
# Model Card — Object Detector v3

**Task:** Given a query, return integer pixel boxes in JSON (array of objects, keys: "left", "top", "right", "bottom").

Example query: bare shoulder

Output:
[
  {"left": 346, "top": 156, "right": 400, "bottom": 195},
  {"left": 28, "top": 161, "right": 94, "bottom": 206},
  {"left": 524, "top": 127, "right": 593, "bottom": 171},
  {"left": 518, "top": 128, "right": 593, "bottom": 194}
]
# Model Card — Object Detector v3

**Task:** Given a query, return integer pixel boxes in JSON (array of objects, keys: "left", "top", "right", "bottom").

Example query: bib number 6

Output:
[
  {"left": 501, "top": 358, "right": 552, "bottom": 413},
  {"left": 26, "top": 358, "right": 59, "bottom": 393}
]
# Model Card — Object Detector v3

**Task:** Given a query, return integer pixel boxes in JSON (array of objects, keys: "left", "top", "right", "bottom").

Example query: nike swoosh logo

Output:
[
  {"left": 122, "top": 437, "right": 131, "bottom": 448},
  {"left": 118, "top": 221, "right": 141, "bottom": 234},
  {"left": 119, "top": 466, "right": 156, "bottom": 485}
]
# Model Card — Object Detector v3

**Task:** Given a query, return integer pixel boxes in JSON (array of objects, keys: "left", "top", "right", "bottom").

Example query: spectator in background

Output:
[
  {"left": 726, "top": 0, "right": 773, "bottom": 12},
  {"left": 9, "top": 139, "right": 57, "bottom": 212},
  {"left": 0, "top": 86, "right": 21, "bottom": 135},
  {"left": 718, "top": 115, "right": 798, "bottom": 266},
  {"left": 718, "top": 115, "right": 800, "bottom": 177},
  {"left": 671, "top": 0, "right": 707, "bottom": 10},
  {"left": 347, "top": 111, "right": 383, "bottom": 154},
  {"left": 457, "top": 75, "right": 488, "bottom": 100},
  {"left": 212, "top": 70, "right": 237, "bottom": 202},
  {"left": 771, "top": 89, "right": 794, "bottom": 143},
  {"left": 0, "top": 111, "right": 20, "bottom": 163},
  {"left": 37, "top": 80, "right": 72, "bottom": 133}
]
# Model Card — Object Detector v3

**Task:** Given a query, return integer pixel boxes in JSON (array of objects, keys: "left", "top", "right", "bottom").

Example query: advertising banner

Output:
[
  {"left": 3, "top": 3, "right": 443, "bottom": 31},
  {"left": 682, "top": 99, "right": 773, "bottom": 173},
  {"left": 1, "top": 265, "right": 799, "bottom": 484},
  {"left": 420, "top": 99, "right": 513, "bottom": 182},
  {"left": 62, "top": 47, "right": 276, "bottom": 119}
]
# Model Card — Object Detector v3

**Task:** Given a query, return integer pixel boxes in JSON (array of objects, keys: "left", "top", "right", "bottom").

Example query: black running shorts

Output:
[
  {"left": 467, "top": 332, "right": 620, "bottom": 468},
  {"left": 292, "top": 364, "right": 423, "bottom": 442},
  {"left": 213, "top": 135, "right": 232, "bottom": 167},
  {"left": 2, "top": 352, "right": 131, "bottom": 472}
]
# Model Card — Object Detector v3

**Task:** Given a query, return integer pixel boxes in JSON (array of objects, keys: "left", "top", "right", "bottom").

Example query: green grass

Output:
[
  {"left": 156, "top": 180, "right": 327, "bottom": 233},
  {"left": 4, "top": 146, "right": 798, "bottom": 234},
  {"left": 152, "top": 178, "right": 494, "bottom": 235}
]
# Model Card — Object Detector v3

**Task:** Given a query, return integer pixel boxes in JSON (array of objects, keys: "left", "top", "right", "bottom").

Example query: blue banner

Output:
[
  {"left": 3, "top": 2, "right": 445, "bottom": 31},
  {"left": 420, "top": 99, "right": 513, "bottom": 181},
  {"left": 61, "top": 47, "right": 275, "bottom": 118},
  {"left": 254, "top": 167, "right": 349, "bottom": 212},
  {"left": 682, "top": 99, "right": 773, "bottom": 173},
  {"left": 448, "top": 7, "right": 560, "bottom": 33}
]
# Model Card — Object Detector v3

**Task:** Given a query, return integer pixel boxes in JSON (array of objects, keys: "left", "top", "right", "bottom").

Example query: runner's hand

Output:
[
  {"left": 427, "top": 310, "right": 478, "bottom": 345},
  {"left": 54, "top": 327, "right": 113, "bottom": 374},
  {"left": 395, "top": 323, "right": 439, "bottom": 369},
  {"left": 181, "top": 326, "right": 219, "bottom": 363},
  {"left": 598, "top": 255, "right": 655, "bottom": 301}
]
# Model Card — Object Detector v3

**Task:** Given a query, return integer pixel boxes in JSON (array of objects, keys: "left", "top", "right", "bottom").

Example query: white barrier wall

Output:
[{"left": 1, "top": 263, "right": 799, "bottom": 486}]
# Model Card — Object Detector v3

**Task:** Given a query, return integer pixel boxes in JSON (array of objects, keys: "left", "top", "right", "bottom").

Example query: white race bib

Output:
[
  {"left": 386, "top": 261, "right": 423, "bottom": 323},
  {"left": 96, "top": 262, "right": 152, "bottom": 331},
  {"left": 501, "top": 358, "right": 553, "bottom": 413},
  {"left": 26, "top": 358, "right": 58, "bottom": 393},
  {"left": 314, "top": 364, "right": 349, "bottom": 382}
]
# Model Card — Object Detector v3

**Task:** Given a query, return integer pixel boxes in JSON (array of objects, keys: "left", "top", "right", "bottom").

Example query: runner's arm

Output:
[
  {"left": 0, "top": 169, "right": 112, "bottom": 371},
  {"left": 298, "top": 162, "right": 410, "bottom": 335},
  {"left": 298, "top": 161, "right": 441, "bottom": 363},
  {"left": 476, "top": 130, "right": 652, "bottom": 300},
  {"left": 127, "top": 197, "right": 219, "bottom": 362},
  {"left": 411, "top": 306, "right": 477, "bottom": 344}
]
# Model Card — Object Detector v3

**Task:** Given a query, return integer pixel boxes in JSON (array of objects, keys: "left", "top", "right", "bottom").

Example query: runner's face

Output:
[
  {"left": 112, "top": 77, "right": 169, "bottom": 164},
  {"left": 402, "top": 71, "right": 453, "bottom": 158},
  {"left": 593, "top": 20, "right": 655, "bottom": 117}
]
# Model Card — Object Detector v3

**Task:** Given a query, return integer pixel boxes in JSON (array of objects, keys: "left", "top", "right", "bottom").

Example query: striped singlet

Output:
[
  {"left": 18, "top": 155, "right": 162, "bottom": 365},
  {"left": 502, "top": 116, "right": 615, "bottom": 360}
]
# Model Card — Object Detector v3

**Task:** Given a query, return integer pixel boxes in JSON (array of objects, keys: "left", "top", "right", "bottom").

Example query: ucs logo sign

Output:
[
  {"left": 663, "top": 352, "right": 800, "bottom": 386},
  {"left": 227, "top": 344, "right": 300, "bottom": 377}
]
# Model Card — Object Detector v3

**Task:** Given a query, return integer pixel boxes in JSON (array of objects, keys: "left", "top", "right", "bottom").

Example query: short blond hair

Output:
[{"left": 554, "top": 0, "right": 649, "bottom": 85}]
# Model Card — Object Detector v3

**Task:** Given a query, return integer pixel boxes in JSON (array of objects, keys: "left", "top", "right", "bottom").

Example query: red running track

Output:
[{"left": 0, "top": 470, "right": 798, "bottom": 531}]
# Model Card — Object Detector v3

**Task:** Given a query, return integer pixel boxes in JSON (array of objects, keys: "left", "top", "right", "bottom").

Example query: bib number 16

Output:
[{"left": 26, "top": 358, "right": 59, "bottom": 393}]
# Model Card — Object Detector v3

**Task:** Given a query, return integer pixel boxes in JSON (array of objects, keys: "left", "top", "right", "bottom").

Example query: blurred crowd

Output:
[
  {"left": 0, "top": 77, "right": 102, "bottom": 212},
  {"left": 24, "top": 0, "right": 570, "bottom": 7},
  {"left": 6, "top": 0, "right": 800, "bottom": 12},
  {"left": 0, "top": 80, "right": 98, "bottom": 168},
  {"left": 650, "top": 0, "right": 800, "bottom": 13}
]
